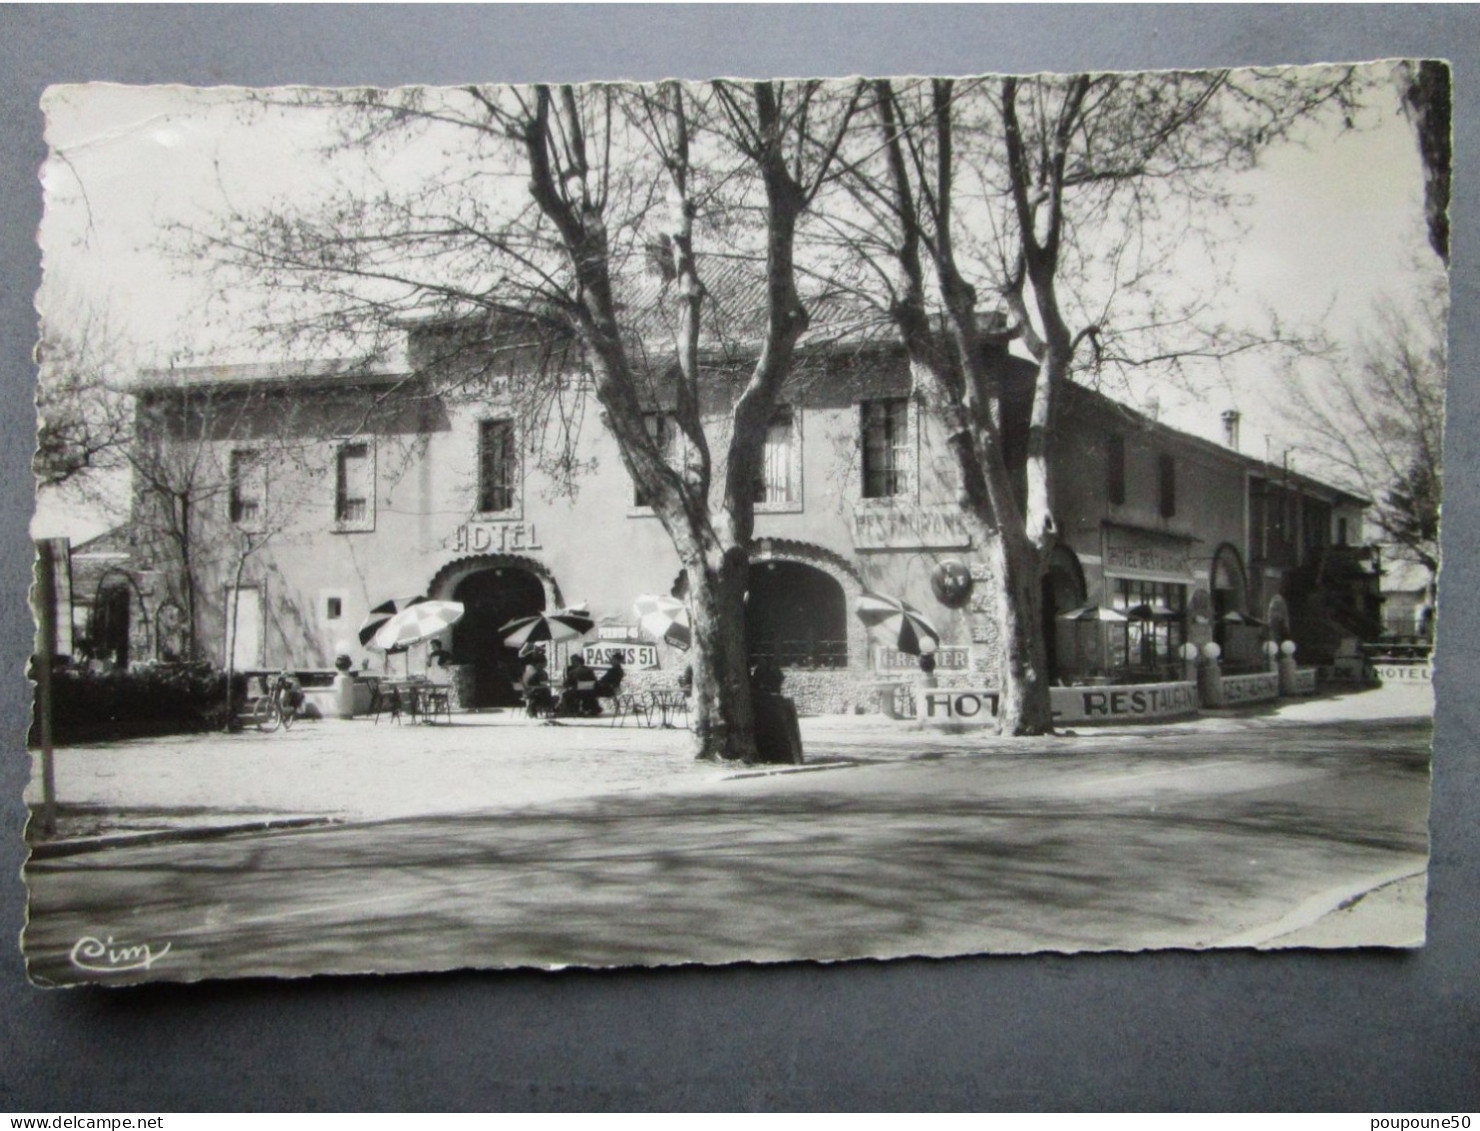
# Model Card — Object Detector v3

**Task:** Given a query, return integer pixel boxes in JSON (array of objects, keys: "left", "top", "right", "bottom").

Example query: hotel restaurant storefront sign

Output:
[
  {"left": 1101, "top": 525, "right": 1195, "bottom": 582},
  {"left": 920, "top": 681, "right": 1200, "bottom": 726}
]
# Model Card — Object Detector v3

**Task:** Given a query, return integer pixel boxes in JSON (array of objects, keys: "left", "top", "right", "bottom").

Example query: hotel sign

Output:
[
  {"left": 453, "top": 522, "right": 543, "bottom": 554},
  {"left": 853, "top": 507, "right": 972, "bottom": 552}
]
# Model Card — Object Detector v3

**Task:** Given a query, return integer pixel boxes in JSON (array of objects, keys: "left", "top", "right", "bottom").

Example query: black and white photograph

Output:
[{"left": 24, "top": 62, "right": 1445, "bottom": 986}]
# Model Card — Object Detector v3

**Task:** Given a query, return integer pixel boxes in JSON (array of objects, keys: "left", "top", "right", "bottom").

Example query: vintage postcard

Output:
[{"left": 24, "top": 63, "right": 1443, "bottom": 985}]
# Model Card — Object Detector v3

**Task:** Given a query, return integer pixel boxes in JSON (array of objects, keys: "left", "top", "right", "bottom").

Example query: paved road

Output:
[{"left": 22, "top": 716, "right": 1430, "bottom": 985}]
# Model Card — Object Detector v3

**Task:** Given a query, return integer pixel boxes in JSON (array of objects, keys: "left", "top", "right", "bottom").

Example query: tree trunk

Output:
[
  {"left": 685, "top": 544, "right": 757, "bottom": 762},
  {"left": 992, "top": 525, "right": 1053, "bottom": 734}
]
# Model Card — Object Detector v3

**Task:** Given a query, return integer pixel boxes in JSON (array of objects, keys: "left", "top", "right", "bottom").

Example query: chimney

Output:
[{"left": 1221, "top": 409, "right": 1241, "bottom": 451}]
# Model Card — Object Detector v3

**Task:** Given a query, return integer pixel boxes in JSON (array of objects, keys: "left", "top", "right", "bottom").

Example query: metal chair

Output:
[
  {"left": 372, "top": 684, "right": 403, "bottom": 725},
  {"left": 421, "top": 685, "right": 452, "bottom": 724},
  {"left": 610, "top": 692, "right": 650, "bottom": 727}
]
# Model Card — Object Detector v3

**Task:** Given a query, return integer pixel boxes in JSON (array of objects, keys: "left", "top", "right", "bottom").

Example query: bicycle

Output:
[{"left": 252, "top": 671, "right": 303, "bottom": 732}]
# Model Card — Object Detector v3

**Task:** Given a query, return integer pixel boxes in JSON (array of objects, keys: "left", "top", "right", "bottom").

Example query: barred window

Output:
[
  {"left": 229, "top": 449, "right": 263, "bottom": 529},
  {"left": 861, "top": 398, "right": 909, "bottom": 499},
  {"left": 478, "top": 420, "right": 516, "bottom": 513},
  {"left": 335, "top": 442, "right": 373, "bottom": 527}
]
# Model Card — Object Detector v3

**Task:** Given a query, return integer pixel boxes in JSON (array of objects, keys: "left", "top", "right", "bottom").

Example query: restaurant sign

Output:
[
  {"left": 853, "top": 507, "right": 972, "bottom": 551},
  {"left": 582, "top": 642, "right": 660, "bottom": 670},
  {"left": 453, "top": 522, "right": 543, "bottom": 554}
]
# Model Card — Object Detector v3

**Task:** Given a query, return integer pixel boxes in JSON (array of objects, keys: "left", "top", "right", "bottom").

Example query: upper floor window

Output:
[
  {"left": 633, "top": 412, "right": 676, "bottom": 508},
  {"left": 335, "top": 441, "right": 374, "bottom": 529},
  {"left": 1107, "top": 433, "right": 1126, "bottom": 506},
  {"left": 753, "top": 407, "right": 798, "bottom": 508},
  {"left": 228, "top": 448, "right": 264, "bottom": 530},
  {"left": 1158, "top": 452, "right": 1177, "bottom": 518},
  {"left": 478, "top": 419, "right": 516, "bottom": 513},
  {"left": 861, "top": 398, "right": 909, "bottom": 499}
]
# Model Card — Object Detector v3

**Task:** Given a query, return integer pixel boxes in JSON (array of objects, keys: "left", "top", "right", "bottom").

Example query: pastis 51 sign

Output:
[{"left": 582, "top": 642, "right": 660, "bottom": 670}]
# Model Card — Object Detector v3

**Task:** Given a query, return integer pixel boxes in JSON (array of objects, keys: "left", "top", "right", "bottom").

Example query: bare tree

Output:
[
  {"left": 1398, "top": 59, "right": 1451, "bottom": 265},
  {"left": 1293, "top": 274, "right": 1446, "bottom": 586},
  {"left": 188, "top": 80, "right": 859, "bottom": 761},
  {"left": 33, "top": 308, "right": 133, "bottom": 491},
  {"left": 831, "top": 69, "right": 1361, "bottom": 733}
]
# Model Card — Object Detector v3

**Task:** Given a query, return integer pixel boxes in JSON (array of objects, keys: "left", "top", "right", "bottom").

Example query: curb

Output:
[
  {"left": 26, "top": 816, "right": 341, "bottom": 860},
  {"left": 1213, "top": 862, "right": 1429, "bottom": 948}
]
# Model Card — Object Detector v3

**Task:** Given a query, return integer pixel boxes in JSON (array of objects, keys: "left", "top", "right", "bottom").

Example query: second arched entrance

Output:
[{"left": 745, "top": 560, "right": 849, "bottom": 670}]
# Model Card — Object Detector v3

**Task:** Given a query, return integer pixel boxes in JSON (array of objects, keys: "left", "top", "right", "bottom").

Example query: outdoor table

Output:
[
  {"left": 648, "top": 688, "right": 689, "bottom": 729},
  {"left": 377, "top": 677, "right": 432, "bottom": 723}
]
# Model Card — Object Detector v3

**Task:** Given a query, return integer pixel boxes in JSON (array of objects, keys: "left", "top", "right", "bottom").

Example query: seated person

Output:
[
  {"left": 559, "top": 655, "right": 602, "bottom": 717},
  {"left": 522, "top": 652, "right": 555, "bottom": 717},
  {"left": 595, "top": 655, "right": 624, "bottom": 698},
  {"left": 426, "top": 641, "right": 454, "bottom": 684}
]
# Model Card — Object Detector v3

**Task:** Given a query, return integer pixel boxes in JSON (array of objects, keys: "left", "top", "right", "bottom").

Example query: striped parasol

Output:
[
  {"left": 370, "top": 600, "right": 465, "bottom": 652},
  {"left": 358, "top": 596, "right": 427, "bottom": 651},
  {"left": 854, "top": 591, "right": 941, "bottom": 656},
  {"left": 500, "top": 605, "right": 596, "bottom": 650},
  {"left": 633, "top": 594, "right": 691, "bottom": 650}
]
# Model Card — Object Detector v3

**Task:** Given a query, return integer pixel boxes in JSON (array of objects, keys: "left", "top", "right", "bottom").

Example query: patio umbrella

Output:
[
  {"left": 500, "top": 605, "right": 596, "bottom": 650},
  {"left": 633, "top": 594, "right": 691, "bottom": 650},
  {"left": 1057, "top": 604, "right": 1130, "bottom": 622},
  {"left": 1219, "top": 610, "right": 1266, "bottom": 627},
  {"left": 1128, "top": 602, "right": 1179, "bottom": 621},
  {"left": 358, "top": 596, "right": 427, "bottom": 649},
  {"left": 370, "top": 600, "right": 466, "bottom": 652},
  {"left": 854, "top": 591, "right": 940, "bottom": 656}
]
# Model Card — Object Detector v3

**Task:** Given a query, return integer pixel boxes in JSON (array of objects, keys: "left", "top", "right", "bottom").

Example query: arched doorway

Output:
[
  {"left": 1040, "top": 545, "right": 1087, "bottom": 682},
  {"left": 91, "top": 581, "right": 132, "bottom": 668},
  {"left": 746, "top": 560, "right": 848, "bottom": 669},
  {"left": 449, "top": 567, "right": 548, "bottom": 707},
  {"left": 1210, "top": 544, "right": 1249, "bottom": 622}
]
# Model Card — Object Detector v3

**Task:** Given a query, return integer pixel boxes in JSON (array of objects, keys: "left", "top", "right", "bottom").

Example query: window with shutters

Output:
[
  {"left": 753, "top": 407, "right": 801, "bottom": 512},
  {"left": 478, "top": 419, "right": 517, "bottom": 514},
  {"left": 861, "top": 398, "right": 909, "bottom": 499},
  {"left": 632, "top": 412, "right": 677, "bottom": 509},
  {"left": 1107, "top": 433, "right": 1126, "bottom": 506},
  {"left": 1159, "top": 452, "right": 1177, "bottom": 518}
]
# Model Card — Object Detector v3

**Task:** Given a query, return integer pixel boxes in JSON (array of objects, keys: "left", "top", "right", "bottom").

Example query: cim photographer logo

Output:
[{"left": 69, "top": 934, "right": 172, "bottom": 974}]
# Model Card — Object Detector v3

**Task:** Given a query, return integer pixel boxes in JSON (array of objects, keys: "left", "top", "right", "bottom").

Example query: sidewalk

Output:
[{"left": 24, "top": 681, "right": 1432, "bottom": 851}]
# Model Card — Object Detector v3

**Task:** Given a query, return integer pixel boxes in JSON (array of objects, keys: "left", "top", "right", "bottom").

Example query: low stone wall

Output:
[
  {"left": 917, "top": 682, "right": 1200, "bottom": 728},
  {"left": 1373, "top": 661, "right": 1432, "bottom": 684},
  {"left": 1220, "top": 671, "right": 1280, "bottom": 706},
  {"left": 620, "top": 667, "right": 878, "bottom": 716}
]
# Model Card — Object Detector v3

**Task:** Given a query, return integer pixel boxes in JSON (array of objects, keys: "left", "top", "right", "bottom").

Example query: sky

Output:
[{"left": 31, "top": 68, "right": 1438, "bottom": 541}]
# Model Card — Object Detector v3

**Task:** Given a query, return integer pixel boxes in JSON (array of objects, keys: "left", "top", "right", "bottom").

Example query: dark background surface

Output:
[{"left": 2, "top": 5, "right": 1476, "bottom": 1112}]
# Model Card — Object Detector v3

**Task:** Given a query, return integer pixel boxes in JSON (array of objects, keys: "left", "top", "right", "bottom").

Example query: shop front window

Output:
[{"left": 1109, "top": 579, "right": 1187, "bottom": 679}]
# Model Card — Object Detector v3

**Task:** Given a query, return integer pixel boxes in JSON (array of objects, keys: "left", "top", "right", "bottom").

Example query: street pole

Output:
[{"left": 32, "top": 540, "right": 59, "bottom": 836}]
